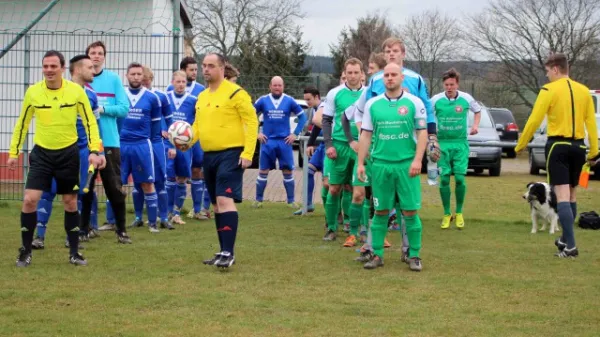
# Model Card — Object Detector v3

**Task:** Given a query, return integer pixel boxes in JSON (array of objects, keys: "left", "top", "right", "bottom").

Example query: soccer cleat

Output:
[
  {"left": 203, "top": 252, "right": 223, "bottom": 265},
  {"left": 408, "top": 257, "right": 422, "bottom": 271},
  {"left": 187, "top": 209, "right": 210, "bottom": 220},
  {"left": 216, "top": 253, "right": 235, "bottom": 268},
  {"left": 79, "top": 234, "right": 90, "bottom": 242},
  {"left": 32, "top": 237, "right": 45, "bottom": 250},
  {"left": 400, "top": 251, "right": 409, "bottom": 264},
  {"left": 69, "top": 253, "right": 88, "bottom": 266},
  {"left": 287, "top": 202, "right": 300, "bottom": 209},
  {"left": 355, "top": 249, "right": 373, "bottom": 262},
  {"left": 384, "top": 238, "right": 392, "bottom": 248},
  {"left": 16, "top": 247, "right": 32, "bottom": 267},
  {"left": 251, "top": 201, "right": 263, "bottom": 208},
  {"left": 116, "top": 232, "right": 132, "bottom": 244},
  {"left": 555, "top": 238, "right": 567, "bottom": 252},
  {"left": 293, "top": 205, "right": 315, "bottom": 215},
  {"left": 171, "top": 215, "right": 186, "bottom": 225},
  {"left": 160, "top": 220, "right": 175, "bottom": 230},
  {"left": 148, "top": 224, "right": 160, "bottom": 233},
  {"left": 363, "top": 255, "right": 384, "bottom": 269},
  {"left": 129, "top": 218, "right": 144, "bottom": 228},
  {"left": 98, "top": 222, "right": 116, "bottom": 231},
  {"left": 555, "top": 247, "right": 579, "bottom": 258},
  {"left": 322, "top": 230, "right": 337, "bottom": 241},
  {"left": 343, "top": 223, "right": 350, "bottom": 233},
  {"left": 88, "top": 229, "right": 100, "bottom": 239},
  {"left": 455, "top": 213, "right": 465, "bottom": 229},
  {"left": 343, "top": 235, "right": 358, "bottom": 247},
  {"left": 441, "top": 215, "right": 452, "bottom": 229}
]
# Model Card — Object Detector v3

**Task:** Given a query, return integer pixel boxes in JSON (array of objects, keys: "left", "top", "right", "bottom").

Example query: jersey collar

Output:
[
  {"left": 344, "top": 83, "right": 363, "bottom": 91},
  {"left": 384, "top": 90, "right": 405, "bottom": 101},
  {"left": 445, "top": 91, "right": 459, "bottom": 101}
]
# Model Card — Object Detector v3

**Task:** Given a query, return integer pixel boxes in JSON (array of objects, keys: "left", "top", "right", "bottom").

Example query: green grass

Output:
[{"left": 1, "top": 172, "right": 600, "bottom": 336}]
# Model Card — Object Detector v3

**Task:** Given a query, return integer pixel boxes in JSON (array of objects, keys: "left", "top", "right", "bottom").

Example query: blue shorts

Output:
[
  {"left": 309, "top": 143, "right": 325, "bottom": 172},
  {"left": 166, "top": 141, "right": 192, "bottom": 178},
  {"left": 152, "top": 140, "right": 167, "bottom": 183},
  {"left": 191, "top": 141, "right": 203, "bottom": 168},
  {"left": 203, "top": 147, "right": 244, "bottom": 204},
  {"left": 120, "top": 140, "right": 155, "bottom": 184},
  {"left": 259, "top": 138, "right": 294, "bottom": 171}
]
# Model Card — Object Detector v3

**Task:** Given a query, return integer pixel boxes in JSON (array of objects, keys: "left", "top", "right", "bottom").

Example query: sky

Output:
[{"left": 296, "top": 0, "right": 491, "bottom": 55}]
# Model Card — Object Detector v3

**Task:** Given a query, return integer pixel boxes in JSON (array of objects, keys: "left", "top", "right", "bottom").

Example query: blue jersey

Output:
[
  {"left": 167, "top": 91, "right": 197, "bottom": 125},
  {"left": 351, "top": 68, "right": 434, "bottom": 126},
  {"left": 149, "top": 88, "right": 173, "bottom": 142},
  {"left": 120, "top": 87, "right": 162, "bottom": 143},
  {"left": 254, "top": 93, "right": 305, "bottom": 139},
  {"left": 166, "top": 81, "right": 205, "bottom": 97},
  {"left": 76, "top": 86, "right": 99, "bottom": 149}
]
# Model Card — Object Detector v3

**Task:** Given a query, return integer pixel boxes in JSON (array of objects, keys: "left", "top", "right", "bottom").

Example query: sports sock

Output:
[
  {"left": 342, "top": 190, "right": 351, "bottom": 223},
  {"left": 455, "top": 174, "right": 466, "bottom": 214},
  {"left": 166, "top": 179, "right": 176, "bottom": 214},
  {"left": 306, "top": 167, "right": 316, "bottom": 206},
  {"left": 321, "top": 186, "right": 328, "bottom": 207},
  {"left": 362, "top": 198, "right": 370, "bottom": 228},
  {"left": 105, "top": 200, "right": 115, "bottom": 224},
  {"left": 404, "top": 214, "right": 422, "bottom": 258},
  {"left": 132, "top": 183, "right": 144, "bottom": 220},
  {"left": 191, "top": 179, "right": 203, "bottom": 213},
  {"left": 349, "top": 202, "right": 363, "bottom": 236},
  {"left": 283, "top": 173, "right": 295, "bottom": 204},
  {"left": 174, "top": 183, "right": 187, "bottom": 215},
  {"left": 400, "top": 215, "right": 409, "bottom": 254},
  {"left": 36, "top": 222, "right": 47, "bottom": 240},
  {"left": 256, "top": 173, "right": 268, "bottom": 202},
  {"left": 21, "top": 212, "right": 37, "bottom": 253},
  {"left": 202, "top": 182, "right": 211, "bottom": 211},
  {"left": 145, "top": 192, "right": 158, "bottom": 225},
  {"left": 440, "top": 175, "right": 451, "bottom": 215},
  {"left": 90, "top": 192, "right": 98, "bottom": 230},
  {"left": 215, "top": 213, "right": 223, "bottom": 251},
  {"left": 64, "top": 211, "right": 80, "bottom": 256},
  {"left": 571, "top": 202, "right": 577, "bottom": 221},
  {"left": 558, "top": 202, "right": 576, "bottom": 249},
  {"left": 325, "top": 192, "right": 341, "bottom": 231},
  {"left": 155, "top": 180, "right": 168, "bottom": 222},
  {"left": 371, "top": 214, "right": 388, "bottom": 258},
  {"left": 219, "top": 211, "right": 238, "bottom": 255}
]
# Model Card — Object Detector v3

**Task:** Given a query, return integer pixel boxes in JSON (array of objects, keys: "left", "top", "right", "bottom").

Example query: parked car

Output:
[
  {"left": 488, "top": 107, "right": 519, "bottom": 158},
  {"left": 251, "top": 99, "right": 311, "bottom": 169},
  {"left": 591, "top": 89, "right": 599, "bottom": 115},
  {"left": 422, "top": 103, "right": 503, "bottom": 176},
  {"left": 528, "top": 115, "right": 600, "bottom": 177}
]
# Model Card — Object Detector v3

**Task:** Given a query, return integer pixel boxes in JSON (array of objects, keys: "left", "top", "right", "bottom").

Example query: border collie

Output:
[{"left": 522, "top": 182, "right": 560, "bottom": 234}]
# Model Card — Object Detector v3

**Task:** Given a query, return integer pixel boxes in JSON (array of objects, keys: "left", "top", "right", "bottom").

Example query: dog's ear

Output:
[{"left": 526, "top": 182, "right": 534, "bottom": 188}]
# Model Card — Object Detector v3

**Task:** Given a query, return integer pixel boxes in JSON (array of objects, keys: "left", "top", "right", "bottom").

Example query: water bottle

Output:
[{"left": 427, "top": 159, "right": 439, "bottom": 186}]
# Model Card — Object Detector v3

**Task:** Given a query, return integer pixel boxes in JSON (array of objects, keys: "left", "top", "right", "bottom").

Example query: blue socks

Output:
[
  {"left": 36, "top": 192, "right": 54, "bottom": 238},
  {"left": 145, "top": 192, "right": 158, "bottom": 225},
  {"left": 166, "top": 179, "right": 176, "bottom": 215},
  {"left": 283, "top": 173, "right": 295, "bottom": 204},
  {"left": 307, "top": 167, "right": 315, "bottom": 206},
  {"left": 174, "top": 183, "right": 187, "bottom": 215},
  {"left": 191, "top": 179, "right": 203, "bottom": 213},
  {"left": 256, "top": 173, "right": 268, "bottom": 202},
  {"left": 132, "top": 183, "right": 144, "bottom": 220},
  {"left": 202, "top": 183, "right": 211, "bottom": 211},
  {"left": 558, "top": 202, "right": 576, "bottom": 249},
  {"left": 218, "top": 211, "right": 238, "bottom": 255},
  {"left": 155, "top": 180, "right": 168, "bottom": 222}
]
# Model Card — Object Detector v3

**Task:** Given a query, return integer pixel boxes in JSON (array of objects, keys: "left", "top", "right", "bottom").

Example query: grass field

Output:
[{"left": 1, "top": 172, "right": 600, "bottom": 336}]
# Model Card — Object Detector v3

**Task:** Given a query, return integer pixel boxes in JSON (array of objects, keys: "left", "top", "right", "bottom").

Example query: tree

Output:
[
  {"left": 329, "top": 13, "right": 395, "bottom": 79},
  {"left": 399, "top": 9, "right": 461, "bottom": 96},
  {"left": 464, "top": 0, "right": 600, "bottom": 108},
  {"left": 185, "top": 0, "right": 305, "bottom": 58}
]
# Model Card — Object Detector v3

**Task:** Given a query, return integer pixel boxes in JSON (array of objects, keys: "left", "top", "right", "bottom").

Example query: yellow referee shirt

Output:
[
  {"left": 193, "top": 80, "right": 258, "bottom": 161},
  {"left": 516, "top": 78, "right": 598, "bottom": 159},
  {"left": 9, "top": 78, "right": 101, "bottom": 159}
]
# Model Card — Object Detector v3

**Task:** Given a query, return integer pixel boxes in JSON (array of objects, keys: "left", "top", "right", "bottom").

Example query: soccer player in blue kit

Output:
[
  {"left": 165, "top": 71, "right": 199, "bottom": 225},
  {"left": 129, "top": 66, "right": 175, "bottom": 230},
  {"left": 252, "top": 76, "right": 307, "bottom": 208},
  {"left": 120, "top": 62, "right": 163, "bottom": 233}
]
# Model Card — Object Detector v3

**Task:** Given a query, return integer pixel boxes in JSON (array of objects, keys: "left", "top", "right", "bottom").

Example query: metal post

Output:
[
  {"left": 22, "top": 34, "right": 31, "bottom": 185},
  {"left": 172, "top": 0, "right": 181, "bottom": 71},
  {"left": 0, "top": 0, "right": 61, "bottom": 60},
  {"left": 301, "top": 140, "right": 310, "bottom": 214}
]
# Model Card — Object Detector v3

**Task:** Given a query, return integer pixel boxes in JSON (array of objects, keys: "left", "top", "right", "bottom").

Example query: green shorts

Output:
[
  {"left": 438, "top": 141, "right": 469, "bottom": 176},
  {"left": 371, "top": 160, "right": 421, "bottom": 211},
  {"left": 324, "top": 140, "right": 356, "bottom": 185},
  {"left": 352, "top": 158, "right": 371, "bottom": 187}
]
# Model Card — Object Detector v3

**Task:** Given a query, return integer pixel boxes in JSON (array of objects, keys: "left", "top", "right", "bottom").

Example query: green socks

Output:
[
  {"left": 342, "top": 189, "right": 351, "bottom": 224},
  {"left": 349, "top": 202, "right": 363, "bottom": 236},
  {"left": 404, "top": 214, "right": 422, "bottom": 258},
  {"left": 362, "top": 199, "right": 371, "bottom": 228},
  {"left": 371, "top": 214, "right": 388, "bottom": 258},
  {"left": 440, "top": 175, "right": 451, "bottom": 215},
  {"left": 321, "top": 186, "right": 328, "bottom": 208},
  {"left": 325, "top": 192, "right": 341, "bottom": 231},
  {"left": 455, "top": 174, "right": 466, "bottom": 214}
]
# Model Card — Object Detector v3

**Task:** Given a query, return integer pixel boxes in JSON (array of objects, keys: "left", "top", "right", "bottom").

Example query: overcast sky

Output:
[{"left": 297, "top": 0, "right": 491, "bottom": 55}]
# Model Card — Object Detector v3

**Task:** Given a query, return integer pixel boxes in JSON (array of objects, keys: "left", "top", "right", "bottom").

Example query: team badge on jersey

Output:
[
  {"left": 418, "top": 119, "right": 426, "bottom": 128},
  {"left": 455, "top": 106, "right": 463, "bottom": 113},
  {"left": 398, "top": 106, "right": 408, "bottom": 115}
]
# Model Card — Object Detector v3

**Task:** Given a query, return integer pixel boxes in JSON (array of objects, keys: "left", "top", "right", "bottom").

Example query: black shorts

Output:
[
  {"left": 545, "top": 137, "right": 587, "bottom": 187},
  {"left": 26, "top": 143, "right": 80, "bottom": 194},
  {"left": 203, "top": 147, "right": 244, "bottom": 204}
]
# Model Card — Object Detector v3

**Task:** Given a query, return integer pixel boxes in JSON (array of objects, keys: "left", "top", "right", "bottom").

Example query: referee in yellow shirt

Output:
[
  {"left": 7, "top": 50, "right": 105, "bottom": 267},
  {"left": 192, "top": 53, "right": 258, "bottom": 268},
  {"left": 516, "top": 53, "right": 598, "bottom": 258}
]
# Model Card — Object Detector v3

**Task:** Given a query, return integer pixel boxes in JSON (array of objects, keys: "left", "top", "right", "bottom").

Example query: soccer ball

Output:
[{"left": 168, "top": 121, "right": 194, "bottom": 151}]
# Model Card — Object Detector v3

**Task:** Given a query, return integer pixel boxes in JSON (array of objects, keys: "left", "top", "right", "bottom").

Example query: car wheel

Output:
[
  {"left": 489, "top": 161, "right": 501, "bottom": 176},
  {"left": 474, "top": 168, "right": 483, "bottom": 174},
  {"left": 506, "top": 149, "right": 517, "bottom": 158},
  {"left": 529, "top": 152, "right": 540, "bottom": 175}
]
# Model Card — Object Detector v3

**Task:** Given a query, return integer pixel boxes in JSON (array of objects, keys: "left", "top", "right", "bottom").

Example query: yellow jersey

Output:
[
  {"left": 193, "top": 80, "right": 258, "bottom": 161},
  {"left": 9, "top": 78, "right": 101, "bottom": 159},
  {"left": 516, "top": 78, "right": 598, "bottom": 159}
]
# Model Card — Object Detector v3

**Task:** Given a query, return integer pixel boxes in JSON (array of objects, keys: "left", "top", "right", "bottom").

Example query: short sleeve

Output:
[
  {"left": 361, "top": 100, "right": 374, "bottom": 131},
  {"left": 465, "top": 93, "right": 482, "bottom": 113},
  {"left": 323, "top": 88, "right": 337, "bottom": 117},
  {"left": 413, "top": 97, "right": 427, "bottom": 130}
]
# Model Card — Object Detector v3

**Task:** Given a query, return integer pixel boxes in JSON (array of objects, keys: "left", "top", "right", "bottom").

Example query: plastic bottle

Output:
[{"left": 427, "top": 159, "right": 439, "bottom": 186}]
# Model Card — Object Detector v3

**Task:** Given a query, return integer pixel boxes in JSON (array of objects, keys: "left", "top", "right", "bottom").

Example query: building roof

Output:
[{"left": 179, "top": 0, "right": 193, "bottom": 29}]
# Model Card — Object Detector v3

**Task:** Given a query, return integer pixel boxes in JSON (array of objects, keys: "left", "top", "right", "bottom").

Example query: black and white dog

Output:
[{"left": 523, "top": 182, "right": 560, "bottom": 234}]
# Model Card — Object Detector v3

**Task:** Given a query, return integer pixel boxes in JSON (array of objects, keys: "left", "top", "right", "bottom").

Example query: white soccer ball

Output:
[{"left": 168, "top": 121, "right": 194, "bottom": 151}]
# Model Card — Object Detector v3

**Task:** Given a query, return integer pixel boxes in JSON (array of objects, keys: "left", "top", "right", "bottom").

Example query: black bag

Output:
[{"left": 578, "top": 211, "right": 600, "bottom": 230}]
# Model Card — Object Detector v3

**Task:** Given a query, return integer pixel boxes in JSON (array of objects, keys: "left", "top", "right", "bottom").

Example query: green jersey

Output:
[
  {"left": 431, "top": 90, "right": 481, "bottom": 141},
  {"left": 362, "top": 92, "right": 427, "bottom": 162},
  {"left": 323, "top": 84, "right": 364, "bottom": 142}
]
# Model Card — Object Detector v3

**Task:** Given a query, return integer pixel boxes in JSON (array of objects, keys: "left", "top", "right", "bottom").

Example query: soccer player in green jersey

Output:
[
  {"left": 357, "top": 62, "right": 427, "bottom": 271},
  {"left": 431, "top": 68, "right": 481, "bottom": 229},
  {"left": 321, "top": 58, "right": 365, "bottom": 241}
]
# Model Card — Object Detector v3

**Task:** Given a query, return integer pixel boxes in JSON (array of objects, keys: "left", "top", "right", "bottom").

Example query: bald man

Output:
[{"left": 253, "top": 76, "right": 307, "bottom": 208}]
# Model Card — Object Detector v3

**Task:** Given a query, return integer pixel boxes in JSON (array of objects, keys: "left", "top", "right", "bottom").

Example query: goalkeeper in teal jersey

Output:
[
  {"left": 357, "top": 63, "right": 428, "bottom": 271},
  {"left": 431, "top": 68, "right": 481, "bottom": 229}
]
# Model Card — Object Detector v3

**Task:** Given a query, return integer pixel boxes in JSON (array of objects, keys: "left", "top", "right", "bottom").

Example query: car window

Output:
[
  {"left": 593, "top": 95, "right": 598, "bottom": 114},
  {"left": 489, "top": 109, "right": 515, "bottom": 124},
  {"left": 468, "top": 108, "right": 493, "bottom": 128}
]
